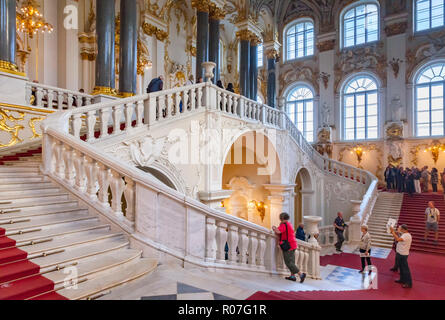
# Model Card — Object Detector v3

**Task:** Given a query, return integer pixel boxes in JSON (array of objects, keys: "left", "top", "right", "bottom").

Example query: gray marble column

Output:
[
  {"left": 196, "top": 10, "right": 209, "bottom": 80},
  {"left": 0, "top": 0, "right": 16, "bottom": 65},
  {"left": 119, "top": 0, "right": 137, "bottom": 95},
  {"left": 267, "top": 54, "right": 277, "bottom": 108},
  {"left": 249, "top": 43, "right": 258, "bottom": 101},
  {"left": 209, "top": 18, "right": 220, "bottom": 83},
  {"left": 95, "top": 0, "right": 116, "bottom": 92},
  {"left": 240, "top": 39, "right": 250, "bottom": 98}
]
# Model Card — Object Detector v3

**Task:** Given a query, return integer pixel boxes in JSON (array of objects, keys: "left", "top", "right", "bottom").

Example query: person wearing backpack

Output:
[
  {"left": 272, "top": 213, "right": 307, "bottom": 283},
  {"left": 146, "top": 75, "right": 164, "bottom": 93}
]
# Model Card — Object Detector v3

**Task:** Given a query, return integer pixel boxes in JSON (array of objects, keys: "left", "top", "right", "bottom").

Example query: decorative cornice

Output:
[
  {"left": 236, "top": 29, "right": 255, "bottom": 41},
  {"left": 0, "top": 60, "right": 26, "bottom": 77},
  {"left": 384, "top": 21, "right": 408, "bottom": 37},
  {"left": 250, "top": 34, "right": 262, "bottom": 46},
  {"left": 142, "top": 22, "right": 169, "bottom": 42},
  {"left": 80, "top": 50, "right": 96, "bottom": 61},
  {"left": 78, "top": 33, "right": 96, "bottom": 44},
  {"left": 317, "top": 39, "right": 336, "bottom": 52},
  {"left": 192, "top": 0, "right": 211, "bottom": 13},
  {"left": 209, "top": 3, "right": 226, "bottom": 20}
]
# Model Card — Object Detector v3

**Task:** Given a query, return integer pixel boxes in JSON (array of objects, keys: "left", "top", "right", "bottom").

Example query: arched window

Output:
[
  {"left": 286, "top": 85, "right": 314, "bottom": 142},
  {"left": 343, "top": 76, "right": 379, "bottom": 140},
  {"left": 415, "top": 0, "right": 445, "bottom": 32},
  {"left": 258, "top": 43, "right": 263, "bottom": 68},
  {"left": 285, "top": 20, "right": 314, "bottom": 61},
  {"left": 343, "top": 3, "right": 379, "bottom": 48},
  {"left": 415, "top": 63, "right": 445, "bottom": 137}
]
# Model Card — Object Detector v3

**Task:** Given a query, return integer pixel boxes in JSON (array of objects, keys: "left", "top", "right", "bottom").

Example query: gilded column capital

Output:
[
  {"left": 250, "top": 35, "right": 262, "bottom": 46},
  {"left": 266, "top": 48, "right": 279, "bottom": 60},
  {"left": 236, "top": 29, "right": 254, "bottom": 41},
  {"left": 209, "top": 3, "right": 226, "bottom": 20},
  {"left": 142, "top": 22, "right": 168, "bottom": 42},
  {"left": 192, "top": 0, "right": 211, "bottom": 13}
]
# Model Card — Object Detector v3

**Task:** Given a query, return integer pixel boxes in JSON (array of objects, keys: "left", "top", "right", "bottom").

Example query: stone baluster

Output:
[
  {"left": 85, "top": 97, "right": 92, "bottom": 106},
  {"left": 46, "top": 90, "right": 54, "bottom": 109},
  {"left": 125, "top": 102, "right": 134, "bottom": 130},
  {"left": 182, "top": 90, "right": 189, "bottom": 113},
  {"left": 98, "top": 163, "right": 111, "bottom": 207},
  {"left": 136, "top": 100, "right": 144, "bottom": 127},
  {"left": 190, "top": 88, "right": 196, "bottom": 110},
  {"left": 239, "top": 229, "right": 249, "bottom": 265},
  {"left": 67, "top": 94, "right": 74, "bottom": 109},
  {"left": 36, "top": 88, "right": 44, "bottom": 107},
  {"left": 54, "top": 141, "right": 65, "bottom": 178},
  {"left": 166, "top": 93, "right": 172, "bottom": 118},
  {"left": 157, "top": 95, "right": 165, "bottom": 119},
  {"left": 227, "top": 225, "right": 239, "bottom": 264},
  {"left": 109, "top": 170, "right": 126, "bottom": 216},
  {"left": 100, "top": 107, "right": 111, "bottom": 138},
  {"left": 206, "top": 217, "right": 217, "bottom": 262},
  {"left": 197, "top": 87, "right": 203, "bottom": 108},
  {"left": 25, "top": 84, "right": 32, "bottom": 104},
  {"left": 73, "top": 151, "right": 86, "bottom": 192},
  {"left": 63, "top": 145, "right": 76, "bottom": 186},
  {"left": 174, "top": 92, "right": 181, "bottom": 115},
  {"left": 257, "top": 234, "right": 266, "bottom": 269},
  {"left": 57, "top": 92, "right": 64, "bottom": 110},
  {"left": 85, "top": 156, "right": 98, "bottom": 199},
  {"left": 71, "top": 113, "right": 82, "bottom": 138},
  {"left": 113, "top": 105, "right": 122, "bottom": 134},
  {"left": 86, "top": 110, "right": 97, "bottom": 142},
  {"left": 249, "top": 232, "right": 258, "bottom": 267},
  {"left": 124, "top": 177, "right": 135, "bottom": 222},
  {"left": 215, "top": 221, "right": 228, "bottom": 263}
]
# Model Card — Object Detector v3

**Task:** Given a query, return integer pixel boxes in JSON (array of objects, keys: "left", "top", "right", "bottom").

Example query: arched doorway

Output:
[{"left": 294, "top": 168, "right": 313, "bottom": 229}]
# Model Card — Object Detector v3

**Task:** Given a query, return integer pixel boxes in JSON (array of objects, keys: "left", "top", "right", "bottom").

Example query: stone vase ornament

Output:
[
  {"left": 201, "top": 62, "right": 216, "bottom": 82},
  {"left": 304, "top": 216, "right": 323, "bottom": 244}
]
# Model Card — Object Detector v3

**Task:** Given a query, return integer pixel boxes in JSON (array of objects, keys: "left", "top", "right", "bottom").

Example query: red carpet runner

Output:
[
  {"left": 0, "top": 149, "right": 67, "bottom": 300},
  {"left": 398, "top": 193, "right": 445, "bottom": 255},
  {"left": 0, "top": 227, "right": 67, "bottom": 300},
  {"left": 247, "top": 251, "right": 445, "bottom": 300}
]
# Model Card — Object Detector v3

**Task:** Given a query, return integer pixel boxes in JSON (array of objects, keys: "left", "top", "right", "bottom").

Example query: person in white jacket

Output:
[{"left": 359, "top": 225, "right": 372, "bottom": 274}]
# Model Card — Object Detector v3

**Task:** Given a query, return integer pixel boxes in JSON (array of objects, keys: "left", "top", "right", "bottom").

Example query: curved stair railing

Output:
[{"left": 41, "top": 82, "right": 378, "bottom": 278}]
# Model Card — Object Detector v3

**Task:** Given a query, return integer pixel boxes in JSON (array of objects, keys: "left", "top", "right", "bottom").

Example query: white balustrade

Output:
[{"left": 26, "top": 82, "right": 93, "bottom": 109}]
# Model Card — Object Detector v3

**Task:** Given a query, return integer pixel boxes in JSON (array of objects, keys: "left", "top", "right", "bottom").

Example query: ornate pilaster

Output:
[
  {"left": 93, "top": 0, "right": 116, "bottom": 96},
  {"left": 119, "top": 0, "right": 137, "bottom": 96}
]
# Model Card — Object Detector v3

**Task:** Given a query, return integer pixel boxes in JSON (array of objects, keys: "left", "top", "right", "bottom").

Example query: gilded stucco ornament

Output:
[{"left": 0, "top": 109, "right": 25, "bottom": 148}]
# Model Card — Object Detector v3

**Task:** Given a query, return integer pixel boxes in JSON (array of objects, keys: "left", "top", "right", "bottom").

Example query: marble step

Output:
[
  {"left": 3, "top": 161, "right": 42, "bottom": 167},
  {"left": 0, "top": 176, "right": 49, "bottom": 184},
  {"left": 12, "top": 221, "right": 111, "bottom": 245},
  {"left": 19, "top": 230, "right": 124, "bottom": 255},
  {"left": 0, "top": 187, "right": 62, "bottom": 200},
  {"left": 0, "top": 181, "right": 55, "bottom": 191},
  {"left": 2, "top": 212, "right": 96, "bottom": 233},
  {"left": 43, "top": 248, "right": 143, "bottom": 286},
  {"left": 57, "top": 258, "right": 157, "bottom": 300},
  {"left": 0, "top": 199, "right": 80, "bottom": 214},
  {"left": 0, "top": 166, "right": 40, "bottom": 173},
  {"left": 0, "top": 207, "right": 87, "bottom": 221},
  {"left": 30, "top": 235, "right": 130, "bottom": 269},
  {"left": 0, "top": 193, "right": 71, "bottom": 206},
  {"left": 0, "top": 172, "right": 42, "bottom": 178}
]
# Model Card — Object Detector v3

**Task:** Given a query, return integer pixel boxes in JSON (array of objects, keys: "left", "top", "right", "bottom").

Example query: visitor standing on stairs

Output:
[
  {"left": 424, "top": 201, "right": 440, "bottom": 245},
  {"left": 358, "top": 225, "right": 372, "bottom": 275},
  {"left": 431, "top": 168, "right": 439, "bottom": 193},
  {"left": 421, "top": 166, "right": 430, "bottom": 193},
  {"left": 390, "top": 225, "right": 413, "bottom": 289},
  {"left": 272, "top": 213, "right": 307, "bottom": 283},
  {"left": 334, "top": 212, "right": 348, "bottom": 252}
]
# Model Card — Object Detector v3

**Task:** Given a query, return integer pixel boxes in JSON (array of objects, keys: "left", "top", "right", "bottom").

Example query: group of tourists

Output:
[
  {"left": 273, "top": 200, "right": 441, "bottom": 289},
  {"left": 384, "top": 165, "right": 443, "bottom": 195}
]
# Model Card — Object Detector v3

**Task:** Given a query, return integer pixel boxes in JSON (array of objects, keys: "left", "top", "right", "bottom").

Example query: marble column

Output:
[
  {"left": 249, "top": 38, "right": 260, "bottom": 101},
  {"left": 94, "top": 0, "right": 116, "bottom": 94},
  {"left": 196, "top": 9, "right": 209, "bottom": 80},
  {"left": 239, "top": 32, "right": 251, "bottom": 98},
  {"left": 208, "top": 17, "right": 220, "bottom": 83},
  {"left": 266, "top": 49, "right": 278, "bottom": 108},
  {"left": 0, "top": 0, "right": 17, "bottom": 69},
  {"left": 119, "top": 0, "right": 137, "bottom": 96}
]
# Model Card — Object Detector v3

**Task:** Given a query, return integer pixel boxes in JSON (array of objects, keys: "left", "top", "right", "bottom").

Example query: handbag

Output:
[{"left": 280, "top": 222, "right": 291, "bottom": 252}]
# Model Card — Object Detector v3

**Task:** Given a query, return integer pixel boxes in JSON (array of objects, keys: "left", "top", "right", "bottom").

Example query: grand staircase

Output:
[
  {"left": 367, "top": 192, "right": 403, "bottom": 249},
  {"left": 0, "top": 150, "right": 157, "bottom": 300},
  {"left": 398, "top": 193, "right": 445, "bottom": 255}
]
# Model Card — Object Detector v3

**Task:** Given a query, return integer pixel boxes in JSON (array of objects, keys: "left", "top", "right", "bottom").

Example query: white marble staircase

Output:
[
  {"left": 0, "top": 159, "right": 157, "bottom": 300},
  {"left": 367, "top": 192, "right": 403, "bottom": 249}
]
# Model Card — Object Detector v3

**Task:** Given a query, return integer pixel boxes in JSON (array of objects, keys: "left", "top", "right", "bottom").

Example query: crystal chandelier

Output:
[{"left": 16, "top": 0, "right": 54, "bottom": 39}]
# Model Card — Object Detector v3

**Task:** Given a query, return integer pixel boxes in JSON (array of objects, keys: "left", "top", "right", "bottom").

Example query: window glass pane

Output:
[
  {"left": 356, "top": 117, "right": 365, "bottom": 128},
  {"left": 345, "top": 129, "right": 355, "bottom": 140},
  {"left": 417, "top": 99, "right": 430, "bottom": 111},
  {"left": 344, "top": 4, "right": 379, "bottom": 47},
  {"left": 417, "top": 86, "right": 430, "bottom": 99},
  {"left": 286, "top": 21, "right": 314, "bottom": 60},
  {"left": 368, "top": 116, "right": 378, "bottom": 127},
  {"left": 417, "top": 111, "right": 430, "bottom": 123},
  {"left": 432, "top": 122, "right": 444, "bottom": 135},
  {"left": 345, "top": 117, "right": 355, "bottom": 129},
  {"left": 356, "top": 128, "right": 366, "bottom": 140},
  {"left": 432, "top": 109, "right": 443, "bottom": 120},
  {"left": 368, "top": 128, "right": 378, "bottom": 139},
  {"left": 417, "top": 123, "right": 430, "bottom": 136}
]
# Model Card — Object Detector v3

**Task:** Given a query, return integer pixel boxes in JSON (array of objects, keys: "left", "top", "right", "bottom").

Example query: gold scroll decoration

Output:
[{"left": 0, "top": 109, "right": 25, "bottom": 148}]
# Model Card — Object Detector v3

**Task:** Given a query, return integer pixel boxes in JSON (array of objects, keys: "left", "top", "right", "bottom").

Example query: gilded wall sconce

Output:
[
  {"left": 424, "top": 141, "right": 445, "bottom": 164},
  {"left": 249, "top": 200, "right": 267, "bottom": 222},
  {"left": 351, "top": 146, "right": 365, "bottom": 167}
]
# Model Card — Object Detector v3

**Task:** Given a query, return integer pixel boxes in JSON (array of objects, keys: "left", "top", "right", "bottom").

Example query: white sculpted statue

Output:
[
  {"left": 321, "top": 102, "right": 331, "bottom": 127},
  {"left": 391, "top": 96, "right": 403, "bottom": 122}
]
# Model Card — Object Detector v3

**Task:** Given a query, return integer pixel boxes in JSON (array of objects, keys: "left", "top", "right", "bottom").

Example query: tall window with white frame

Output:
[
  {"left": 415, "top": 0, "right": 445, "bottom": 32},
  {"left": 343, "top": 3, "right": 379, "bottom": 48},
  {"left": 415, "top": 63, "right": 445, "bottom": 137},
  {"left": 343, "top": 76, "right": 379, "bottom": 141},
  {"left": 286, "top": 85, "right": 314, "bottom": 143},
  {"left": 285, "top": 20, "right": 314, "bottom": 61}
]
